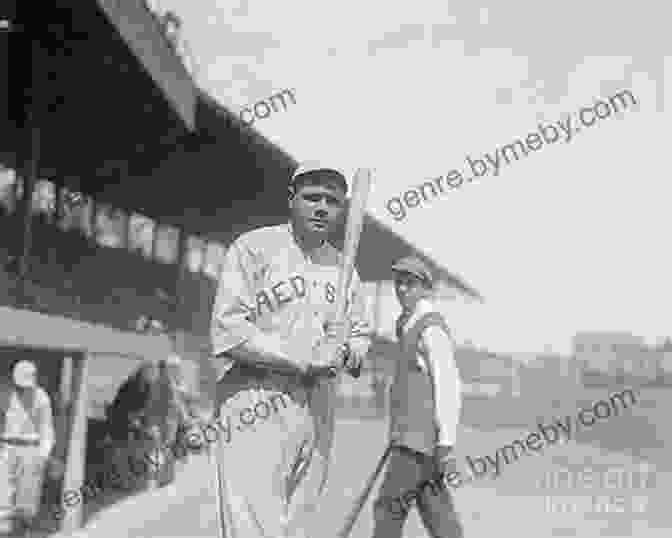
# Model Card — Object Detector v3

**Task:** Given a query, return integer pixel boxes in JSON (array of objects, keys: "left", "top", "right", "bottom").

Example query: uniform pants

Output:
[
  {"left": 372, "top": 446, "right": 463, "bottom": 538},
  {"left": 213, "top": 371, "right": 333, "bottom": 538},
  {"left": 0, "top": 444, "right": 46, "bottom": 532}
]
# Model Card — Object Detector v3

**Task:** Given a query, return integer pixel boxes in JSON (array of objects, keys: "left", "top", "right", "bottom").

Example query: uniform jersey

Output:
[
  {"left": 211, "top": 222, "right": 368, "bottom": 378},
  {"left": 0, "top": 384, "right": 55, "bottom": 529},
  {"left": 209, "top": 222, "right": 371, "bottom": 538}
]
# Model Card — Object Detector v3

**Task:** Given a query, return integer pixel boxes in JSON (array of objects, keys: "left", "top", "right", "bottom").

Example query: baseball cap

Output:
[
  {"left": 290, "top": 161, "right": 348, "bottom": 194},
  {"left": 392, "top": 256, "right": 434, "bottom": 286},
  {"left": 12, "top": 360, "right": 37, "bottom": 388}
]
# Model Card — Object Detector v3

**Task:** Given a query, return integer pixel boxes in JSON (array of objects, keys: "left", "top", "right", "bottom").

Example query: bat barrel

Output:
[{"left": 334, "top": 168, "right": 372, "bottom": 324}]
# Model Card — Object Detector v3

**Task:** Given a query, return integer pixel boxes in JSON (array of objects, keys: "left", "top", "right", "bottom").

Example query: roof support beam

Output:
[
  {"left": 14, "top": 38, "right": 42, "bottom": 287},
  {"left": 96, "top": 0, "right": 196, "bottom": 130}
]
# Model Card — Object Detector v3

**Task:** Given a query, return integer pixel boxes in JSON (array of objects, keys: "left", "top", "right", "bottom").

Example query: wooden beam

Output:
[
  {"left": 0, "top": 306, "right": 173, "bottom": 359},
  {"left": 52, "top": 356, "right": 75, "bottom": 511},
  {"left": 59, "top": 356, "right": 74, "bottom": 411},
  {"left": 172, "top": 228, "right": 187, "bottom": 329},
  {"left": 15, "top": 35, "right": 44, "bottom": 283},
  {"left": 17, "top": 125, "right": 39, "bottom": 281},
  {"left": 59, "top": 353, "right": 90, "bottom": 532}
]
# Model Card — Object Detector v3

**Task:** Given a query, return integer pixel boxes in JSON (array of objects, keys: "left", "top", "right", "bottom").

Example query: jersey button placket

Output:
[
  {"left": 308, "top": 280, "right": 319, "bottom": 317},
  {"left": 312, "top": 281, "right": 318, "bottom": 316}
]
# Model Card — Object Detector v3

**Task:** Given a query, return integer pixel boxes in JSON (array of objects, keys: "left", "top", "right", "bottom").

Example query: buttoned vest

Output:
[{"left": 389, "top": 311, "right": 451, "bottom": 456}]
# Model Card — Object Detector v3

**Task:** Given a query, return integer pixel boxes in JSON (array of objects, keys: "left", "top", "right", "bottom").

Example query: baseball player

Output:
[
  {"left": 210, "top": 161, "right": 372, "bottom": 538},
  {"left": 372, "top": 256, "right": 464, "bottom": 538},
  {"left": 0, "top": 360, "right": 55, "bottom": 536}
]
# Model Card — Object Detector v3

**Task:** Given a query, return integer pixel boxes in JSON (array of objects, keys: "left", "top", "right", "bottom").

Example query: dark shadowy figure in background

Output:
[
  {"left": 155, "top": 356, "right": 205, "bottom": 458},
  {"left": 106, "top": 362, "right": 159, "bottom": 441},
  {"left": 106, "top": 361, "right": 170, "bottom": 490},
  {"left": 105, "top": 358, "right": 204, "bottom": 492}
]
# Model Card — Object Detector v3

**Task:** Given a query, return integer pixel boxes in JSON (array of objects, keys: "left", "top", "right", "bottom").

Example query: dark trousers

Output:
[{"left": 372, "top": 445, "right": 463, "bottom": 538}]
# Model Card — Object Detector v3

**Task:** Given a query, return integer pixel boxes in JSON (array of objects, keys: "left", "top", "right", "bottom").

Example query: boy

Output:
[{"left": 372, "top": 256, "right": 464, "bottom": 538}]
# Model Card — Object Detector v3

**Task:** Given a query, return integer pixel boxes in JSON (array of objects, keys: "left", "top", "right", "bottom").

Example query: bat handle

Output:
[
  {"left": 342, "top": 350, "right": 362, "bottom": 378},
  {"left": 325, "top": 365, "right": 360, "bottom": 378},
  {"left": 323, "top": 355, "right": 361, "bottom": 379}
]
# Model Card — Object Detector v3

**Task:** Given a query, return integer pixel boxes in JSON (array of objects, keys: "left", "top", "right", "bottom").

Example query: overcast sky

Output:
[{"left": 155, "top": 0, "right": 670, "bottom": 354}]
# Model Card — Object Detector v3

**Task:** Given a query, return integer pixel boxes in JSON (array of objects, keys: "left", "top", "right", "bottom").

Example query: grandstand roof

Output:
[
  {"left": 1, "top": 1, "right": 194, "bottom": 209},
  {"left": 0, "top": 2, "right": 482, "bottom": 300},
  {"left": 0, "top": 3, "right": 298, "bottom": 233}
]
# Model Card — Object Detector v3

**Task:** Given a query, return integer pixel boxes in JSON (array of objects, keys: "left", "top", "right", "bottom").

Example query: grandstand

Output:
[{"left": 1, "top": 3, "right": 487, "bottom": 534}]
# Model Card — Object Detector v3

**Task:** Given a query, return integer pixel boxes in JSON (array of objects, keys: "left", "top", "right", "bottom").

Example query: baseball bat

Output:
[
  {"left": 336, "top": 444, "right": 392, "bottom": 538},
  {"left": 210, "top": 445, "right": 226, "bottom": 538},
  {"left": 331, "top": 168, "right": 373, "bottom": 376},
  {"left": 335, "top": 168, "right": 372, "bottom": 321}
]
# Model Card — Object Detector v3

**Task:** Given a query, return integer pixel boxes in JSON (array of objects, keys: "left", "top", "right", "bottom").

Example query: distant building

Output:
[
  {"left": 573, "top": 331, "right": 670, "bottom": 384},
  {"left": 573, "top": 331, "right": 645, "bottom": 353},
  {"left": 658, "top": 337, "right": 672, "bottom": 352},
  {"left": 573, "top": 332, "right": 645, "bottom": 372}
]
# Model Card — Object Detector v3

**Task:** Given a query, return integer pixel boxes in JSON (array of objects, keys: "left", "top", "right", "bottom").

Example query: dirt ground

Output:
[{"left": 47, "top": 386, "right": 671, "bottom": 538}]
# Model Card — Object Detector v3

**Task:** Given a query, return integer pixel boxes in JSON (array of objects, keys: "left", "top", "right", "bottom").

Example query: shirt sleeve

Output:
[
  {"left": 211, "top": 239, "right": 261, "bottom": 358},
  {"left": 421, "top": 325, "right": 462, "bottom": 447}
]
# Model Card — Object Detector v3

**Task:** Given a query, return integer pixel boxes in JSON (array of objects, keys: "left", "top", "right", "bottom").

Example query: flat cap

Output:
[{"left": 391, "top": 256, "right": 434, "bottom": 286}]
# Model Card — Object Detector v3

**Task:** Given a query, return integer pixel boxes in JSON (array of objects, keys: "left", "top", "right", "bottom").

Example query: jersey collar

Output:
[{"left": 286, "top": 221, "right": 327, "bottom": 262}]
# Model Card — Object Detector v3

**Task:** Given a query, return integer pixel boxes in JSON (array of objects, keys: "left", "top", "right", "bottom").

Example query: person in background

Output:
[
  {"left": 162, "top": 11, "right": 182, "bottom": 52},
  {"left": 371, "top": 256, "right": 464, "bottom": 538},
  {"left": 0, "top": 360, "right": 55, "bottom": 537},
  {"left": 162, "top": 354, "right": 193, "bottom": 406},
  {"left": 144, "top": 357, "right": 196, "bottom": 487},
  {"left": 106, "top": 357, "right": 199, "bottom": 491},
  {"left": 159, "top": 10, "right": 197, "bottom": 77},
  {"left": 106, "top": 361, "right": 162, "bottom": 491},
  {"left": 161, "top": 354, "right": 205, "bottom": 438}
]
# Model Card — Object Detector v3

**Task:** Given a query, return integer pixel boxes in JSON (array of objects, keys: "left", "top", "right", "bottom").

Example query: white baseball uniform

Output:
[
  {"left": 211, "top": 222, "right": 370, "bottom": 538},
  {"left": 0, "top": 383, "right": 55, "bottom": 532}
]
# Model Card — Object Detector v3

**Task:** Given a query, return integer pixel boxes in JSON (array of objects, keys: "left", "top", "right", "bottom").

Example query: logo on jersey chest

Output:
[{"left": 244, "top": 275, "right": 338, "bottom": 322}]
